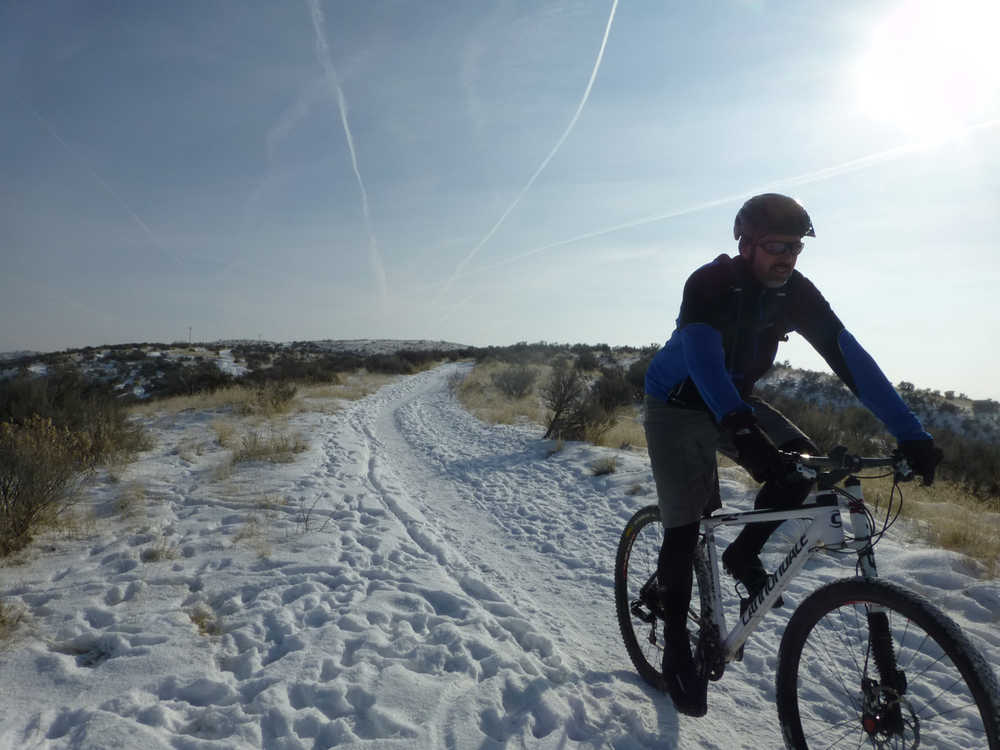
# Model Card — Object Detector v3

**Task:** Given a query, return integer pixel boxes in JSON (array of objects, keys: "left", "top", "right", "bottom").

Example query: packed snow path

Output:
[{"left": 1, "top": 363, "right": 997, "bottom": 749}]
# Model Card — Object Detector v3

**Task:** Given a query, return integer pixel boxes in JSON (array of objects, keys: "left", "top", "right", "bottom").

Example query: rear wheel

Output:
[
  {"left": 614, "top": 505, "right": 708, "bottom": 690},
  {"left": 776, "top": 578, "right": 1000, "bottom": 749}
]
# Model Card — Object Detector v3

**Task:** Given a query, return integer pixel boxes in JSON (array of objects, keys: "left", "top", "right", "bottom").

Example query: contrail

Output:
[
  {"left": 434, "top": 0, "right": 620, "bottom": 304},
  {"left": 306, "top": 0, "right": 388, "bottom": 303},
  {"left": 27, "top": 107, "right": 186, "bottom": 271},
  {"left": 457, "top": 115, "right": 1000, "bottom": 279}
]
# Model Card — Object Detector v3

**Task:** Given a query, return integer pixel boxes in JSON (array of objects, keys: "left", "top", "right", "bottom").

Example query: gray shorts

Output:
[{"left": 644, "top": 394, "right": 810, "bottom": 528}]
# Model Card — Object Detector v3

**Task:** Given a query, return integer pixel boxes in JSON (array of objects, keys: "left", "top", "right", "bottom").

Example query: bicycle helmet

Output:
[{"left": 733, "top": 193, "right": 815, "bottom": 241}]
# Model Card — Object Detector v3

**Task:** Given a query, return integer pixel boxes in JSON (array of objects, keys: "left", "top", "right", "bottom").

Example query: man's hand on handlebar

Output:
[
  {"left": 899, "top": 439, "right": 943, "bottom": 486},
  {"left": 721, "top": 411, "right": 784, "bottom": 483}
]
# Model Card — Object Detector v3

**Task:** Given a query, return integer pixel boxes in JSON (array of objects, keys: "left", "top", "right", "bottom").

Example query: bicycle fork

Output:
[{"left": 845, "top": 478, "right": 910, "bottom": 739}]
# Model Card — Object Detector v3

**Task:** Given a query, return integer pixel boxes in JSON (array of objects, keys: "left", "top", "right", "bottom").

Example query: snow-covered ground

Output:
[{"left": 0, "top": 363, "right": 997, "bottom": 748}]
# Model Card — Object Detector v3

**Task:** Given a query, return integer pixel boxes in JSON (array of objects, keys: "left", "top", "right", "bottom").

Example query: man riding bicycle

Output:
[{"left": 643, "top": 193, "right": 941, "bottom": 715}]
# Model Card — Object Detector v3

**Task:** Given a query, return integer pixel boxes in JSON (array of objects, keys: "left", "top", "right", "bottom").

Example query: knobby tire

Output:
[{"left": 776, "top": 577, "right": 1000, "bottom": 749}]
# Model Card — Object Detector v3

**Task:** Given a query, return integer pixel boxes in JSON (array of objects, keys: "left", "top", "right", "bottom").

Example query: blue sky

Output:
[{"left": 2, "top": 0, "right": 999, "bottom": 399}]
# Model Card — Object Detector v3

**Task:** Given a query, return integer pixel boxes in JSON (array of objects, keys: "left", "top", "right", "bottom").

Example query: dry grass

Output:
[
  {"left": 257, "top": 493, "right": 287, "bottom": 515},
  {"left": 47, "top": 506, "right": 99, "bottom": 542},
  {"left": 140, "top": 535, "right": 178, "bottom": 562},
  {"left": 299, "top": 371, "right": 403, "bottom": 405},
  {"left": 114, "top": 482, "right": 147, "bottom": 520},
  {"left": 544, "top": 439, "right": 565, "bottom": 457},
  {"left": 0, "top": 599, "right": 26, "bottom": 643},
  {"left": 591, "top": 456, "right": 617, "bottom": 476},
  {"left": 175, "top": 438, "right": 206, "bottom": 463},
  {"left": 863, "top": 476, "right": 1000, "bottom": 576},
  {"left": 129, "top": 382, "right": 297, "bottom": 418},
  {"left": 130, "top": 370, "right": 404, "bottom": 422},
  {"left": 211, "top": 419, "right": 237, "bottom": 448},
  {"left": 454, "top": 361, "right": 552, "bottom": 426},
  {"left": 232, "top": 428, "right": 308, "bottom": 464},
  {"left": 187, "top": 604, "right": 223, "bottom": 636},
  {"left": 232, "top": 514, "right": 272, "bottom": 557},
  {"left": 130, "top": 385, "right": 260, "bottom": 417},
  {"left": 593, "top": 406, "right": 647, "bottom": 450}
]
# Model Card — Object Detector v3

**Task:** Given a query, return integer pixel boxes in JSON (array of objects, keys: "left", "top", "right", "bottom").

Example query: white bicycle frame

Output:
[{"left": 697, "top": 479, "right": 881, "bottom": 663}]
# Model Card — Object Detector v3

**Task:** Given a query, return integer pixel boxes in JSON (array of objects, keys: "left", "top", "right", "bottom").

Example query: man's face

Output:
[{"left": 741, "top": 233, "right": 804, "bottom": 288}]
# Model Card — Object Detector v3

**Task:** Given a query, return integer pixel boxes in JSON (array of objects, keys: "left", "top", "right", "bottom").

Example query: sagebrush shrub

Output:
[
  {"left": 574, "top": 350, "right": 600, "bottom": 372},
  {"left": 541, "top": 367, "right": 616, "bottom": 441},
  {"left": 594, "top": 368, "right": 633, "bottom": 411},
  {"left": 0, "top": 417, "right": 86, "bottom": 556},
  {"left": 0, "top": 367, "right": 149, "bottom": 465},
  {"left": 491, "top": 366, "right": 538, "bottom": 399},
  {"left": 542, "top": 366, "right": 585, "bottom": 439}
]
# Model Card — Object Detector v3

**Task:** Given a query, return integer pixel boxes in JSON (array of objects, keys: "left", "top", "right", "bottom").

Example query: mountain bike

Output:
[{"left": 614, "top": 448, "right": 1000, "bottom": 749}]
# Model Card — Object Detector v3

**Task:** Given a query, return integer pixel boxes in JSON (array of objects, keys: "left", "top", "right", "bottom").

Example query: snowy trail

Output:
[{"left": 0, "top": 363, "right": 997, "bottom": 749}]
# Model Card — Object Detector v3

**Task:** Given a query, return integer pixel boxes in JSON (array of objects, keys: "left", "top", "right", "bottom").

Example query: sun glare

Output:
[{"left": 852, "top": 0, "right": 1000, "bottom": 143}]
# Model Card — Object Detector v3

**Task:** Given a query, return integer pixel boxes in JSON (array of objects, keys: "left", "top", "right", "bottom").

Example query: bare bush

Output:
[
  {"left": 574, "top": 349, "right": 600, "bottom": 372},
  {"left": 491, "top": 365, "right": 538, "bottom": 399},
  {"left": 542, "top": 366, "right": 585, "bottom": 439},
  {"left": 1, "top": 367, "right": 150, "bottom": 466},
  {"left": 593, "top": 368, "right": 633, "bottom": 411},
  {"left": 0, "top": 417, "right": 87, "bottom": 556},
  {"left": 626, "top": 353, "right": 655, "bottom": 402},
  {"left": 567, "top": 397, "right": 617, "bottom": 443},
  {"left": 542, "top": 367, "right": 616, "bottom": 441}
]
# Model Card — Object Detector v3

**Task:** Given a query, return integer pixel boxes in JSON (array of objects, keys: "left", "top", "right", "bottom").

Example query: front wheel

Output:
[{"left": 776, "top": 578, "right": 1000, "bottom": 749}]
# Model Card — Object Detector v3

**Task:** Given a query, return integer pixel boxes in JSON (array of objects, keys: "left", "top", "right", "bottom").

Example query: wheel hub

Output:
[{"left": 860, "top": 677, "right": 920, "bottom": 748}]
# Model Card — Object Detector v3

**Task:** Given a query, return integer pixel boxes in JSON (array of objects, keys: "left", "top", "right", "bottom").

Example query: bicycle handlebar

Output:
[{"left": 780, "top": 445, "right": 914, "bottom": 484}]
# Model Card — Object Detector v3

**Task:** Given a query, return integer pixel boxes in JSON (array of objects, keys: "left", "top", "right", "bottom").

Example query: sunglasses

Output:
[{"left": 757, "top": 239, "right": 804, "bottom": 257}]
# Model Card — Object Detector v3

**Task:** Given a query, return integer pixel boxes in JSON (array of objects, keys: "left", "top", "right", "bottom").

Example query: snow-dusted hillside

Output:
[
  {"left": 0, "top": 340, "right": 474, "bottom": 403},
  {"left": 6, "top": 342, "right": 999, "bottom": 443},
  {"left": 0, "top": 364, "right": 996, "bottom": 748},
  {"left": 759, "top": 363, "right": 1000, "bottom": 443}
]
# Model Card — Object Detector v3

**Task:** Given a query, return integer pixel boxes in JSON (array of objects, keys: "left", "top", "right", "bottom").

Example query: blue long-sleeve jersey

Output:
[{"left": 645, "top": 254, "right": 929, "bottom": 442}]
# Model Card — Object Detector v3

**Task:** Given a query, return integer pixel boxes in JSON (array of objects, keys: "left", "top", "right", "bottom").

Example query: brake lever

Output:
[
  {"left": 778, "top": 450, "right": 817, "bottom": 482},
  {"left": 892, "top": 450, "right": 915, "bottom": 483},
  {"left": 790, "top": 460, "right": 817, "bottom": 482}
]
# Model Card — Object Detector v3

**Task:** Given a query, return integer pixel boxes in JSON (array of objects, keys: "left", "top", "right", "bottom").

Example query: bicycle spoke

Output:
[
  {"left": 900, "top": 641, "right": 949, "bottom": 685},
  {"left": 875, "top": 613, "right": 985, "bottom": 728},
  {"left": 913, "top": 674, "right": 967, "bottom": 716},
  {"left": 801, "top": 718, "right": 864, "bottom": 749},
  {"left": 803, "top": 635, "right": 862, "bottom": 712},
  {"left": 777, "top": 579, "right": 998, "bottom": 750},
  {"left": 916, "top": 698, "right": 986, "bottom": 720}
]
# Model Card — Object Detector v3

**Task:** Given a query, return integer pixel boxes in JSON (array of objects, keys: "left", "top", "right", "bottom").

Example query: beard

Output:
[{"left": 763, "top": 260, "right": 793, "bottom": 287}]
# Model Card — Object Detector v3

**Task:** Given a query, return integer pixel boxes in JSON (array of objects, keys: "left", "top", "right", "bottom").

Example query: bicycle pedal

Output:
[{"left": 630, "top": 601, "right": 657, "bottom": 624}]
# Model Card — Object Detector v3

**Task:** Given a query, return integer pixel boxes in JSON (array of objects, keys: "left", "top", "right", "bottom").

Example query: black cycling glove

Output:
[
  {"left": 900, "top": 438, "right": 943, "bottom": 486},
  {"left": 722, "top": 411, "right": 784, "bottom": 483}
]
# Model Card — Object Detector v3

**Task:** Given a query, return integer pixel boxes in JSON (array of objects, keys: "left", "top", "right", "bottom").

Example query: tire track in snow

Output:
[
  {"left": 338, "top": 363, "right": 846, "bottom": 748},
  {"left": 337, "top": 364, "right": 700, "bottom": 745}
]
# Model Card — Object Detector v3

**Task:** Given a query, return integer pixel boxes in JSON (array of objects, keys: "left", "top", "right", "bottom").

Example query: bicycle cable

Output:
[{"left": 845, "top": 479, "right": 905, "bottom": 572}]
